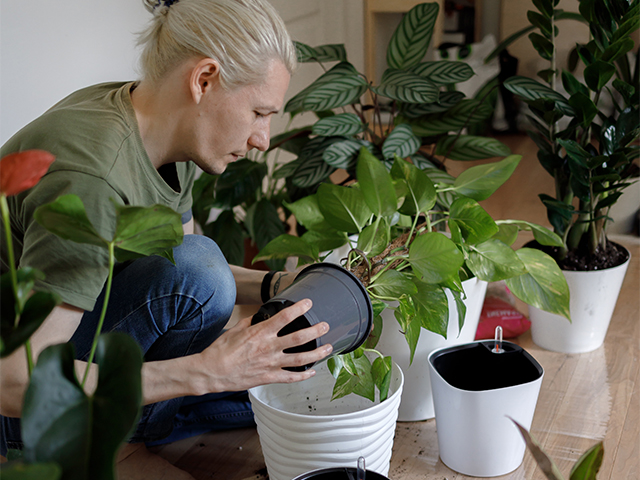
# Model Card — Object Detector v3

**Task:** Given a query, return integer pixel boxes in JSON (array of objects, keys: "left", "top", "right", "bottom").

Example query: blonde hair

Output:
[{"left": 139, "top": 0, "right": 296, "bottom": 89}]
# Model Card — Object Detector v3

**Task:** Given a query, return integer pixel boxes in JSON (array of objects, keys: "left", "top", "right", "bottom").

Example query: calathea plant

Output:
[
  {"left": 494, "top": 0, "right": 639, "bottom": 268},
  {"left": 255, "top": 148, "right": 571, "bottom": 402},
  {"left": 0, "top": 151, "right": 184, "bottom": 480}
]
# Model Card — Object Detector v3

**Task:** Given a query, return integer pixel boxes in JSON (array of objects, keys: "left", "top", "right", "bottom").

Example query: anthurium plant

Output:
[
  {"left": 494, "top": 0, "right": 639, "bottom": 269},
  {"left": 192, "top": 1, "right": 510, "bottom": 271},
  {"left": 255, "top": 148, "right": 571, "bottom": 402},
  {"left": 511, "top": 418, "right": 604, "bottom": 480},
  {"left": 0, "top": 151, "right": 184, "bottom": 480}
]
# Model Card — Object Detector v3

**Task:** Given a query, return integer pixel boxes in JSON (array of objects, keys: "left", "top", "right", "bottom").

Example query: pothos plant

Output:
[
  {"left": 192, "top": 1, "right": 508, "bottom": 271},
  {"left": 493, "top": 0, "right": 639, "bottom": 267},
  {"left": 255, "top": 147, "right": 571, "bottom": 402},
  {"left": 0, "top": 151, "right": 184, "bottom": 480}
]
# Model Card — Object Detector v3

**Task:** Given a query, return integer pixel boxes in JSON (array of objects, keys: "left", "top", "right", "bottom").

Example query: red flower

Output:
[{"left": 0, "top": 150, "right": 56, "bottom": 197}]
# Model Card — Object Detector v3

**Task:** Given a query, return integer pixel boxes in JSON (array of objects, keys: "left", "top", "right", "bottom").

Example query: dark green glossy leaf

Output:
[
  {"left": 466, "top": 239, "right": 527, "bottom": 282},
  {"left": 532, "top": 0, "right": 554, "bottom": 17},
  {"left": 584, "top": 60, "right": 616, "bottom": 91},
  {"left": 371, "top": 69, "right": 439, "bottom": 104},
  {"left": 251, "top": 199, "right": 286, "bottom": 270},
  {"left": 382, "top": 124, "right": 421, "bottom": 159},
  {"left": 409, "top": 232, "right": 464, "bottom": 284},
  {"left": 390, "top": 157, "right": 436, "bottom": 215},
  {"left": 268, "top": 126, "right": 312, "bottom": 155},
  {"left": 356, "top": 148, "right": 398, "bottom": 217},
  {"left": 33, "top": 195, "right": 106, "bottom": 248},
  {"left": 528, "top": 10, "right": 553, "bottom": 36},
  {"left": 602, "top": 37, "right": 635, "bottom": 63},
  {"left": 569, "top": 92, "right": 598, "bottom": 129},
  {"left": 412, "top": 280, "right": 449, "bottom": 338},
  {"left": 435, "top": 135, "right": 511, "bottom": 161},
  {"left": 529, "top": 32, "right": 554, "bottom": 60},
  {"left": 214, "top": 159, "right": 266, "bottom": 208},
  {"left": 312, "top": 113, "right": 365, "bottom": 137},
  {"left": 317, "top": 183, "right": 372, "bottom": 232},
  {"left": 611, "top": 13, "right": 640, "bottom": 44},
  {"left": 505, "top": 248, "right": 571, "bottom": 320},
  {"left": 387, "top": 2, "right": 439, "bottom": 70},
  {"left": 410, "top": 61, "right": 474, "bottom": 84},
  {"left": 452, "top": 155, "right": 521, "bottom": 201},
  {"left": 202, "top": 210, "right": 244, "bottom": 266},
  {"left": 562, "top": 70, "right": 589, "bottom": 96},
  {"left": 254, "top": 234, "right": 319, "bottom": 265},
  {"left": 449, "top": 198, "right": 499, "bottom": 244}
]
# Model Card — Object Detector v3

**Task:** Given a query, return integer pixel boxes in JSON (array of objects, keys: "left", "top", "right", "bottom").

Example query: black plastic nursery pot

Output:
[
  {"left": 252, "top": 263, "right": 373, "bottom": 371},
  {"left": 293, "top": 467, "right": 390, "bottom": 480}
]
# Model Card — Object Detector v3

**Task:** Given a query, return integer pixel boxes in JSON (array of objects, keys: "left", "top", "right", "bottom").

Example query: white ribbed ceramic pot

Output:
[
  {"left": 376, "top": 277, "right": 488, "bottom": 421},
  {"left": 529, "top": 249, "right": 630, "bottom": 353},
  {"left": 248, "top": 362, "right": 404, "bottom": 480},
  {"left": 429, "top": 340, "right": 544, "bottom": 477}
]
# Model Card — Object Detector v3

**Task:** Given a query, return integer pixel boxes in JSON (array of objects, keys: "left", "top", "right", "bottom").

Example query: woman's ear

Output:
[{"left": 189, "top": 58, "right": 220, "bottom": 104}]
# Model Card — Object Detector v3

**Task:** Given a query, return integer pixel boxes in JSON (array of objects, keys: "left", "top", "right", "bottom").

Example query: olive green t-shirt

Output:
[{"left": 0, "top": 82, "right": 196, "bottom": 311}]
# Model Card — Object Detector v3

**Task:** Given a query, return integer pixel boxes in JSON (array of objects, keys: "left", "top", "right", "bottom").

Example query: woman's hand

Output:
[{"left": 193, "top": 299, "right": 332, "bottom": 394}]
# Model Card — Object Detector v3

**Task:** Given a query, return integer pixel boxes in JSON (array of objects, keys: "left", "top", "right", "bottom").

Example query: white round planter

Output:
[
  {"left": 248, "top": 361, "right": 404, "bottom": 480},
  {"left": 429, "top": 340, "right": 544, "bottom": 477},
  {"left": 529, "top": 249, "right": 631, "bottom": 353},
  {"left": 376, "top": 277, "right": 488, "bottom": 421}
]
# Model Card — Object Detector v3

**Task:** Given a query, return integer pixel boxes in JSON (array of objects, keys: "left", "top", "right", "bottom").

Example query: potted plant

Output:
[
  {"left": 249, "top": 2, "right": 572, "bottom": 418},
  {"left": 496, "top": 0, "right": 638, "bottom": 352},
  {"left": 0, "top": 151, "right": 184, "bottom": 479}
]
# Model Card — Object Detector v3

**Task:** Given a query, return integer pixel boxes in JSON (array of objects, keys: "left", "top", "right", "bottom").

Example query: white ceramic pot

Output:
[
  {"left": 529, "top": 250, "right": 631, "bottom": 353},
  {"left": 376, "top": 277, "right": 488, "bottom": 421},
  {"left": 429, "top": 340, "right": 544, "bottom": 477},
  {"left": 248, "top": 361, "right": 404, "bottom": 480}
]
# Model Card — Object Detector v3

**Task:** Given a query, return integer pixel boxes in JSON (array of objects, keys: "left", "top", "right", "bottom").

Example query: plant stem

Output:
[
  {"left": 82, "top": 241, "right": 115, "bottom": 387},
  {"left": 25, "top": 341, "right": 35, "bottom": 376},
  {"left": 1, "top": 195, "right": 18, "bottom": 305}
]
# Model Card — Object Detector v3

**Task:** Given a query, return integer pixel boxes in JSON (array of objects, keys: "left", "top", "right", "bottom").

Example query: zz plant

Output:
[
  {"left": 0, "top": 151, "right": 184, "bottom": 480},
  {"left": 495, "top": 0, "right": 639, "bottom": 264}
]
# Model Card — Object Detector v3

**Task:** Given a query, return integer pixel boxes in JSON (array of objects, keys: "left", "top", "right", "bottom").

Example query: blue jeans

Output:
[{"left": 1, "top": 234, "right": 255, "bottom": 455}]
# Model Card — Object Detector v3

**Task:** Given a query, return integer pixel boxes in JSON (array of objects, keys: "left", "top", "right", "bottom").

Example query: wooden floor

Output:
[{"left": 150, "top": 135, "right": 640, "bottom": 479}]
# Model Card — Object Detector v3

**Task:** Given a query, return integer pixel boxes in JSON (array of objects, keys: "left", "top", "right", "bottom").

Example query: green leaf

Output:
[
  {"left": 569, "top": 92, "right": 598, "bottom": 129},
  {"left": 251, "top": 199, "right": 286, "bottom": 271},
  {"left": 409, "top": 232, "right": 464, "bottom": 284},
  {"left": 202, "top": 210, "right": 244, "bottom": 266},
  {"left": 412, "top": 280, "right": 449, "bottom": 338},
  {"left": 372, "top": 269, "right": 418, "bottom": 298},
  {"left": 285, "top": 62, "right": 362, "bottom": 114},
  {"left": 400, "top": 91, "right": 465, "bottom": 118},
  {"left": 411, "top": 61, "right": 474, "bottom": 84},
  {"left": 611, "top": 14, "right": 640, "bottom": 44},
  {"left": 292, "top": 137, "right": 338, "bottom": 188},
  {"left": 356, "top": 148, "right": 398, "bottom": 217},
  {"left": 505, "top": 248, "right": 571, "bottom": 320},
  {"left": 317, "top": 183, "right": 372, "bottom": 232},
  {"left": 466, "top": 239, "right": 527, "bottom": 282},
  {"left": 387, "top": 2, "right": 439, "bottom": 70},
  {"left": 301, "top": 75, "right": 369, "bottom": 112},
  {"left": 112, "top": 203, "right": 183, "bottom": 262},
  {"left": 303, "top": 229, "right": 348, "bottom": 253},
  {"left": 503, "top": 76, "right": 574, "bottom": 116},
  {"left": 497, "top": 220, "right": 564, "bottom": 247},
  {"left": 33, "top": 194, "right": 107, "bottom": 248},
  {"left": 493, "top": 223, "right": 519, "bottom": 246},
  {"left": 407, "top": 99, "right": 494, "bottom": 136},
  {"left": 601, "top": 37, "right": 634, "bottom": 64},
  {"left": 284, "top": 195, "right": 326, "bottom": 231},
  {"left": 569, "top": 442, "right": 604, "bottom": 480},
  {"left": 528, "top": 10, "right": 553, "bottom": 36},
  {"left": 511, "top": 418, "right": 565, "bottom": 480},
  {"left": 331, "top": 354, "right": 374, "bottom": 401},
  {"left": 364, "top": 314, "right": 383, "bottom": 350},
  {"left": 532, "top": 0, "right": 554, "bottom": 17},
  {"left": 390, "top": 157, "right": 436, "bottom": 215},
  {"left": 312, "top": 113, "right": 365, "bottom": 137},
  {"left": 295, "top": 41, "right": 347, "bottom": 63},
  {"left": 450, "top": 288, "right": 467, "bottom": 332},
  {"left": 435, "top": 135, "right": 512, "bottom": 161},
  {"left": 0, "top": 462, "right": 62, "bottom": 480},
  {"left": 22, "top": 333, "right": 143, "bottom": 480},
  {"left": 357, "top": 221, "right": 390, "bottom": 257},
  {"left": 323, "top": 139, "right": 373, "bottom": 169},
  {"left": 584, "top": 60, "right": 616, "bottom": 91},
  {"left": 452, "top": 155, "right": 521, "bottom": 201},
  {"left": 371, "top": 69, "right": 439, "bottom": 104},
  {"left": 213, "top": 159, "right": 266, "bottom": 208},
  {"left": 253, "top": 234, "right": 319, "bottom": 265},
  {"left": 372, "top": 356, "right": 393, "bottom": 402},
  {"left": 561, "top": 70, "right": 589, "bottom": 97},
  {"left": 382, "top": 124, "right": 421, "bottom": 159},
  {"left": 449, "top": 198, "right": 499, "bottom": 244}
]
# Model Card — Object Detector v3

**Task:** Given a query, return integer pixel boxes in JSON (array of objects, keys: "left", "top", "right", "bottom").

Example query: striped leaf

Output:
[
  {"left": 382, "top": 124, "right": 421, "bottom": 159},
  {"left": 411, "top": 61, "right": 474, "bottom": 84},
  {"left": 295, "top": 41, "right": 347, "bottom": 63},
  {"left": 371, "top": 69, "right": 439, "bottom": 104},
  {"left": 435, "top": 135, "right": 512, "bottom": 161},
  {"left": 323, "top": 139, "right": 374, "bottom": 169},
  {"left": 504, "top": 76, "right": 574, "bottom": 116},
  {"left": 292, "top": 137, "right": 339, "bottom": 187},
  {"left": 400, "top": 91, "right": 465, "bottom": 118},
  {"left": 301, "top": 75, "right": 369, "bottom": 112},
  {"left": 387, "top": 3, "right": 440, "bottom": 70},
  {"left": 312, "top": 113, "right": 366, "bottom": 137},
  {"left": 423, "top": 168, "right": 456, "bottom": 209},
  {"left": 285, "top": 62, "right": 361, "bottom": 114},
  {"left": 408, "top": 99, "right": 493, "bottom": 136}
]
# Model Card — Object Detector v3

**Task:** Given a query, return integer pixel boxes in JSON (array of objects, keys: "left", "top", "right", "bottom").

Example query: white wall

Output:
[{"left": 1, "top": 0, "right": 149, "bottom": 144}]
